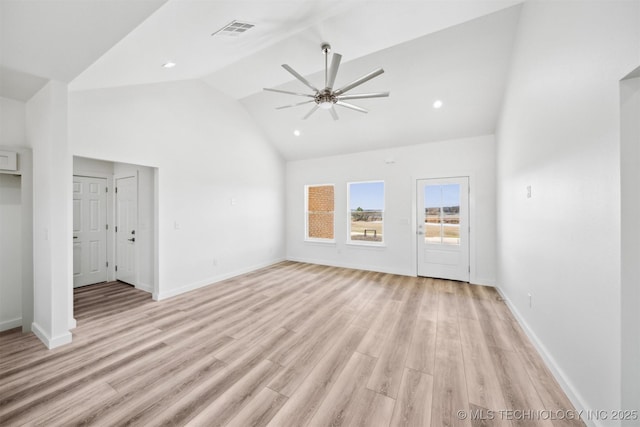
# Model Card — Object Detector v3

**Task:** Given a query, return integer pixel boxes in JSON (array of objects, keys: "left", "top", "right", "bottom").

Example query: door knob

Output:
[{"left": 128, "top": 237, "right": 135, "bottom": 242}]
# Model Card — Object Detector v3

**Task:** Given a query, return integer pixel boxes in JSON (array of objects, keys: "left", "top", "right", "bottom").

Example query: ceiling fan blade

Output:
[
  {"left": 329, "top": 106, "right": 339, "bottom": 121},
  {"left": 335, "top": 101, "right": 369, "bottom": 114},
  {"left": 263, "top": 88, "right": 314, "bottom": 98},
  {"left": 303, "top": 105, "right": 319, "bottom": 120},
  {"left": 282, "top": 64, "right": 319, "bottom": 92},
  {"left": 275, "top": 100, "right": 315, "bottom": 110},
  {"left": 326, "top": 53, "right": 342, "bottom": 89},
  {"left": 333, "top": 68, "right": 384, "bottom": 96},
  {"left": 336, "top": 91, "right": 389, "bottom": 101}
]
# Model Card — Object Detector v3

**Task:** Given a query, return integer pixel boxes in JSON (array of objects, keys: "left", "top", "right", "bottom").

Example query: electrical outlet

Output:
[
  {"left": 528, "top": 293, "right": 532, "bottom": 308},
  {"left": 526, "top": 185, "right": 532, "bottom": 199}
]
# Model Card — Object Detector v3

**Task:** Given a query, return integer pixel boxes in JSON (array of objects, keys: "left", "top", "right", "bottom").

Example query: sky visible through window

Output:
[
  {"left": 425, "top": 184, "right": 460, "bottom": 208},
  {"left": 349, "top": 182, "right": 384, "bottom": 210}
]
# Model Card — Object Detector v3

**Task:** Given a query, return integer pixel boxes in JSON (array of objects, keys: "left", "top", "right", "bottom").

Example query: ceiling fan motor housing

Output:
[{"left": 315, "top": 90, "right": 336, "bottom": 108}]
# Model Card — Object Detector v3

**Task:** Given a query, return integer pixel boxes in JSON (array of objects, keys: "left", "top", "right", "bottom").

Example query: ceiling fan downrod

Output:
[{"left": 322, "top": 43, "right": 331, "bottom": 89}]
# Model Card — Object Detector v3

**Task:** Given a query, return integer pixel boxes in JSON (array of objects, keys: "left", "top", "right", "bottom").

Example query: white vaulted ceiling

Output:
[
  {"left": 240, "top": 5, "right": 522, "bottom": 159},
  {"left": 0, "top": 0, "right": 168, "bottom": 101},
  {"left": 0, "top": 0, "right": 524, "bottom": 159}
]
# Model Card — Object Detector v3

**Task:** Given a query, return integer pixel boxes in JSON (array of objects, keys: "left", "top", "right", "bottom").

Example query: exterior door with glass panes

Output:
[{"left": 417, "top": 177, "right": 469, "bottom": 281}]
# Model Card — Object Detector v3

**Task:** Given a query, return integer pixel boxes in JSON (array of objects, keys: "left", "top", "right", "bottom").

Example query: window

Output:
[
  {"left": 424, "top": 183, "right": 460, "bottom": 245},
  {"left": 305, "top": 184, "right": 335, "bottom": 241},
  {"left": 348, "top": 181, "right": 384, "bottom": 244}
]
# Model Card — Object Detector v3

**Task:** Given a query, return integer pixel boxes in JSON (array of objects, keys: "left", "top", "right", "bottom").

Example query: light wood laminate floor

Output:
[{"left": 0, "top": 261, "right": 584, "bottom": 426}]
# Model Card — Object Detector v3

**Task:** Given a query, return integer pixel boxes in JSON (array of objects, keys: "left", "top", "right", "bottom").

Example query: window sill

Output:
[
  {"left": 345, "top": 241, "right": 387, "bottom": 249},
  {"left": 304, "top": 239, "right": 336, "bottom": 245}
]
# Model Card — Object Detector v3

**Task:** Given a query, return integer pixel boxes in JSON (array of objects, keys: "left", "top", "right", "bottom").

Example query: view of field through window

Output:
[
  {"left": 425, "top": 184, "right": 461, "bottom": 245},
  {"left": 349, "top": 181, "right": 384, "bottom": 243}
]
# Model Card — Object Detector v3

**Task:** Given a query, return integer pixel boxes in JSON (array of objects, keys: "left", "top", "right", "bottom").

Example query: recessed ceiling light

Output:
[
  {"left": 433, "top": 100, "right": 443, "bottom": 109},
  {"left": 293, "top": 130, "right": 301, "bottom": 136},
  {"left": 162, "top": 62, "right": 176, "bottom": 68}
]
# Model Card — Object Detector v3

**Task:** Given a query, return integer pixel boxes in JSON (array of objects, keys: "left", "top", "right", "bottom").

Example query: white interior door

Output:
[
  {"left": 116, "top": 176, "right": 137, "bottom": 285},
  {"left": 73, "top": 176, "right": 108, "bottom": 288},
  {"left": 417, "top": 177, "right": 470, "bottom": 281}
]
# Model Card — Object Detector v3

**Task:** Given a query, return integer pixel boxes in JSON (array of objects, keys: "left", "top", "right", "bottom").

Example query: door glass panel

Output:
[{"left": 424, "top": 184, "right": 461, "bottom": 245}]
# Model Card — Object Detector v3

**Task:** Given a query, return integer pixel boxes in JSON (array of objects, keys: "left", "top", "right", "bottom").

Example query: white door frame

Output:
[{"left": 412, "top": 173, "right": 477, "bottom": 283}]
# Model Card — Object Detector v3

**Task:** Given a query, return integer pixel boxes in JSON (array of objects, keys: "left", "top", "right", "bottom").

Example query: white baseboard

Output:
[
  {"left": 31, "top": 322, "right": 73, "bottom": 349},
  {"left": 286, "top": 256, "right": 414, "bottom": 277},
  {"left": 154, "top": 258, "right": 286, "bottom": 301},
  {"left": 136, "top": 282, "right": 153, "bottom": 294},
  {"left": 471, "top": 276, "right": 495, "bottom": 286},
  {"left": 287, "top": 257, "right": 498, "bottom": 288},
  {"left": 495, "top": 287, "right": 597, "bottom": 427},
  {"left": 0, "top": 317, "right": 22, "bottom": 332}
]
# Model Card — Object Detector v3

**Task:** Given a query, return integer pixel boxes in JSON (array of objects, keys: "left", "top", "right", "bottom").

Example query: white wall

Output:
[
  {"left": 495, "top": 1, "right": 640, "bottom": 424},
  {"left": 74, "top": 156, "right": 115, "bottom": 176},
  {"left": 620, "top": 74, "right": 640, "bottom": 423},
  {"left": 286, "top": 135, "right": 496, "bottom": 284},
  {"left": 69, "top": 79, "right": 285, "bottom": 299},
  {"left": 25, "top": 80, "right": 72, "bottom": 348},
  {"left": 0, "top": 97, "right": 26, "bottom": 146}
]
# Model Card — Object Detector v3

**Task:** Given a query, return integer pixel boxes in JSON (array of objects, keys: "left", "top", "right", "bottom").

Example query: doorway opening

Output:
[
  {"left": 416, "top": 176, "right": 470, "bottom": 282},
  {"left": 1, "top": 174, "right": 23, "bottom": 330},
  {"left": 72, "top": 156, "right": 158, "bottom": 322},
  {"left": 0, "top": 147, "right": 33, "bottom": 333}
]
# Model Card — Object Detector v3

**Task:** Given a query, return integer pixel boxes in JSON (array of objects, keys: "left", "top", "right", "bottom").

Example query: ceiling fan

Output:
[{"left": 264, "top": 43, "right": 389, "bottom": 120}]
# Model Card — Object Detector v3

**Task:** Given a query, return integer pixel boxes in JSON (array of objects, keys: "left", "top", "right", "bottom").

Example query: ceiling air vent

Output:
[{"left": 211, "top": 20, "right": 255, "bottom": 38}]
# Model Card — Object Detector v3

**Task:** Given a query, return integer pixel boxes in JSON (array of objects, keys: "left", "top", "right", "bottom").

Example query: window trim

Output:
[
  {"left": 346, "top": 180, "right": 385, "bottom": 246},
  {"left": 304, "top": 183, "right": 336, "bottom": 243}
]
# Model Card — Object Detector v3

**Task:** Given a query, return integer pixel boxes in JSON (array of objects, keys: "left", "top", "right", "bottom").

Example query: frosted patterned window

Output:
[{"left": 305, "top": 185, "right": 334, "bottom": 241}]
